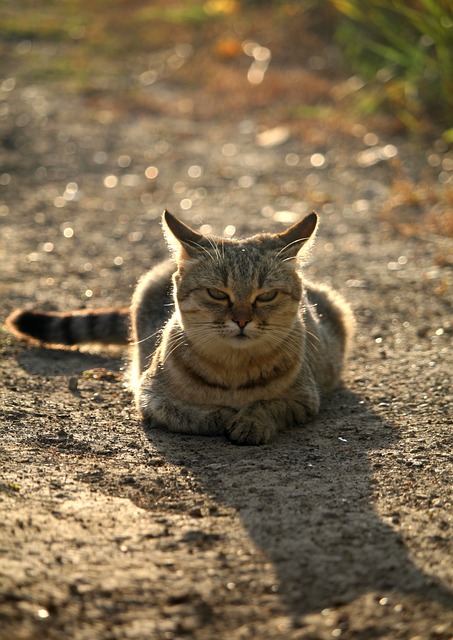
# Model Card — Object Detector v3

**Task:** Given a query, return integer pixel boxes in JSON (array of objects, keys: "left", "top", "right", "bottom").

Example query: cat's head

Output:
[{"left": 162, "top": 210, "right": 318, "bottom": 351}]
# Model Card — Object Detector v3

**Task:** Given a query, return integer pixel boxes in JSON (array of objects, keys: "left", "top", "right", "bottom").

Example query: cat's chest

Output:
[{"left": 162, "top": 346, "right": 300, "bottom": 407}]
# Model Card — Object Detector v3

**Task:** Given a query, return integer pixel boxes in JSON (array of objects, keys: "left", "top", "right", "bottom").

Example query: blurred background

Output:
[
  {"left": 2, "top": 1, "right": 452, "bottom": 130},
  {"left": 1, "top": 0, "right": 453, "bottom": 259}
]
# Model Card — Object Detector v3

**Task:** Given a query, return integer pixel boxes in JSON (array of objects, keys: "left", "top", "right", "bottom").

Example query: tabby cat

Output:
[{"left": 6, "top": 210, "right": 354, "bottom": 445}]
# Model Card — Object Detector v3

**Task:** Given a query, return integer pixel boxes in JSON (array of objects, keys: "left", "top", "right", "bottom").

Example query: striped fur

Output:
[
  {"left": 6, "top": 307, "right": 129, "bottom": 346},
  {"left": 6, "top": 210, "right": 355, "bottom": 445}
]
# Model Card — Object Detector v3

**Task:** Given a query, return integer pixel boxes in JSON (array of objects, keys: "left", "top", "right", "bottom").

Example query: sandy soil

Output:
[{"left": 1, "top": 49, "right": 453, "bottom": 640}]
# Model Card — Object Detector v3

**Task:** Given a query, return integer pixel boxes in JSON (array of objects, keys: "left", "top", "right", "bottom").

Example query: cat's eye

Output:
[
  {"left": 207, "top": 288, "right": 230, "bottom": 301},
  {"left": 255, "top": 290, "right": 278, "bottom": 303}
]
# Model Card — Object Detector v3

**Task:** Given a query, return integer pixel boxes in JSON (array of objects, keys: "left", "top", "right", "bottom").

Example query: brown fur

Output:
[{"left": 6, "top": 210, "right": 354, "bottom": 445}]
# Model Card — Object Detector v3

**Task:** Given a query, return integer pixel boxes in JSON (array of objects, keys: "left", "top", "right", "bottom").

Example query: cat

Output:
[{"left": 6, "top": 210, "right": 354, "bottom": 445}]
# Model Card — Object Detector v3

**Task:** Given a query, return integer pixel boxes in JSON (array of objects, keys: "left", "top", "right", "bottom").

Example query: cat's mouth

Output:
[
  {"left": 230, "top": 330, "right": 255, "bottom": 345},
  {"left": 221, "top": 322, "right": 256, "bottom": 344}
]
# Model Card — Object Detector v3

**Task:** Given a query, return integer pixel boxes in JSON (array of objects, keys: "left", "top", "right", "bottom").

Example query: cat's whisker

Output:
[
  {"left": 206, "top": 235, "right": 223, "bottom": 263},
  {"left": 256, "top": 324, "right": 320, "bottom": 363},
  {"left": 259, "top": 332, "right": 303, "bottom": 359},
  {"left": 261, "top": 320, "right": 320, "bottom": 344},
  {"left": 166, "top": 325, "right": 220, "bottom": 358},
  {"left": 274, "top": 235, "right": 312, "bottom": 260},
  {"left": 187, "top": 240, "right": 219, "bottom": 263},
  {"left": 306, "top": 331, "right": 320, "bottom": 345},
  {"left": 275, "top": 325, "right": 319, "bottom": 345},
  {"left": 130, "top": 328, "right": 162, "bottom": 346},
  {"left": 182, "top": 335, "right": 217, "bottom": 361},
  {"left": 279, "top": 255, "right": 302, "bottom": 265},
  {"left": 162, "top": 335, "right": 190, "bottom": 363}
]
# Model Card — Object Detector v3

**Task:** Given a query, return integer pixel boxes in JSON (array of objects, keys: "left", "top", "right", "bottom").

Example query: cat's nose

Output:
[
  {"left": 234, "top": 318, "right": 250, "bottom": 329},
  {"left": 232, "top": 305, "right": 253, "bottom": 329}
]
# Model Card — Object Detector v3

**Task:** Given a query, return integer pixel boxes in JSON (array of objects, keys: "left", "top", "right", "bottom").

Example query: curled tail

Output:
[{"left": 6, "top": 307, "right": 130, "bottom": 347}]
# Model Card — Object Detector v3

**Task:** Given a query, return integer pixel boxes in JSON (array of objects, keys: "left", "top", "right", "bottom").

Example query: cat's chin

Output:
[{"left": 225, "top": 334, "right": 258, "bottom": 349}]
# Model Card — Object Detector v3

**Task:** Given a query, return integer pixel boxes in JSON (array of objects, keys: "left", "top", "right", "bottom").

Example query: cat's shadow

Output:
[{"left": 145, "top": 388, "right": 453, "bottom": 620}]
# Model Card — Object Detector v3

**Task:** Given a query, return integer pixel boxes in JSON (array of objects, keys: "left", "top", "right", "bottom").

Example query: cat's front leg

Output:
[
  {"left": 139, "top": 388, "right": 236, "bottom": 436},
  {"left": 225, "top": 397, "right": 319, "bottom": 445}
]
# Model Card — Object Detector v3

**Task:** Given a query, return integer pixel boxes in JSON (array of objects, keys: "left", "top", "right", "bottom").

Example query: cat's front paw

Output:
[
  {"left": 225, "top": 412, "right": 277, "bottom": 446},
  {"left": 207, "top": 406, "right": 237, "bottom": 434}
]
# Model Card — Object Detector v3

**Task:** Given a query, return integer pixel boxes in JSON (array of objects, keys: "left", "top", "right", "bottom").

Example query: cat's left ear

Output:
[
  {"left": 162, "top": 210, "right": 205, "bottom": 260},
  {"left": 276, "top": 212, "right": 318, "bottom": 259}
]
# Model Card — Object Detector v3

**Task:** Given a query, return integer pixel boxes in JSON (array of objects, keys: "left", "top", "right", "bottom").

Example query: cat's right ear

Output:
[
  {"left": 276, "top": 211, "right": 318, "bottom": 260},
  {"left": 162, "top": 210, "right": 204, "bottom": 260}
]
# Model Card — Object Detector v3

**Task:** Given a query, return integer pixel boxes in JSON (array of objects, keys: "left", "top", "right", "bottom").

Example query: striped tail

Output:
[{"left": 6, "top": 308, "right": 130, "bottom": 347}]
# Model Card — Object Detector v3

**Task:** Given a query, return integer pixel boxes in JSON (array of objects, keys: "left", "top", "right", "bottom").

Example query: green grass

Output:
[{"left": 332, "top": 0, "right": 453, "bottom": 135}]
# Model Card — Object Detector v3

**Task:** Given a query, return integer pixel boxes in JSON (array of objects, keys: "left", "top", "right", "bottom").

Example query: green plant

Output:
[{"left": 332, "top": 0, "right": 453, "bottom": 135}]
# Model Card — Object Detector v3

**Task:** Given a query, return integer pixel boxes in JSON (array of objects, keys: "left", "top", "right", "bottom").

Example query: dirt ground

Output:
[{"left": 1, "top": 13, "right": 453, "bottom": 640}]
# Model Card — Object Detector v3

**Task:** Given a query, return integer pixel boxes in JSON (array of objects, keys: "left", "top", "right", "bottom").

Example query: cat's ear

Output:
[
  {"left": 162, "top": 210, "right": 204, "bottom": 260},
  {"left": 276, "top": 212, "right": 318, "bottom": 260}
]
